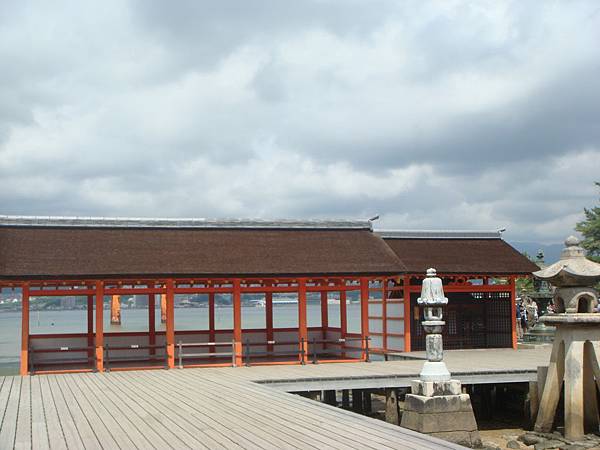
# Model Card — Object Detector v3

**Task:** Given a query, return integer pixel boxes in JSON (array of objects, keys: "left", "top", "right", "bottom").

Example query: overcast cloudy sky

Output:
[{"left": 1, "top": 1, "right": 599, "bottom": 244}]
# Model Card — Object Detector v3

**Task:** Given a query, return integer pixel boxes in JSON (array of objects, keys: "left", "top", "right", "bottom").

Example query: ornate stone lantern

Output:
[
  {"left": 533, "top": 236, "right": 600, "bottom": 441},
  {"left": 401, "top": 268, "right": 481, "bottom": 448},
  {"left": 418, "top": 268, "right": 451, "bottom": 381}
]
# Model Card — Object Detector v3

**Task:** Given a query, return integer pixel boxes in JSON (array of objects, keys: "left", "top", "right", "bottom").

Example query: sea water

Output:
[{"left": 0, "top": 303, "right": 362, "bottom": 374}]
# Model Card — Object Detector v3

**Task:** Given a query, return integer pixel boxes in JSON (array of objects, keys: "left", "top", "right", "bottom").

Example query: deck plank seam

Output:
[
  {"left": 82, "top": 373, "right": 167, "bottom": 450},
  {"left": 96, "top": 373, "right": 207, "bottom": 450},
  {"left": 41, "top": 376, "right": 68, "bottom": 450},
  {"left": 129, "top": 370, "right": 313, "bottom": 450}
]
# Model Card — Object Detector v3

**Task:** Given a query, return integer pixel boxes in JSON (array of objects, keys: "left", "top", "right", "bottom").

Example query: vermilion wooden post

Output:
[
  {"left": 382, "top": 282, "right": 388, "bottom": 352},
  {"left": 298, "top": 279, "right": 308, "bottom": 363},
  {"left": 403, "top": 275, "right": 411, "bottom": 352},
  {"left": 95, "top": 281, "right": 104, "bottom": 372},
  {"left": 360, "top": 277, "right": 369, "bottom": 360},
  {"left": 320, "top": 290, "right": 328, "bottom": 334},
  {"left": 320, "top": 290, "right": 328, "bottom": 348},
  {"left": 340, "top": 288, "right": 347, "bottom": 338},
  {"left": 20, "top": 283, "right": 30, "bottom": 376},
  {"left": 265, "top": 291, "right": 274, "bottom": 353},
  {"left": 148, "top": 294, "right": 156, "bottom": 356},
  {"left": 87, "top": 295, "right": 94, "bottom": 360},
  {"left": 166, "top": 280, "right": 175, "bottom": 368},
  {"left": 209, "top": 292, "right": 216, "bottom": 354},
  {"left": 340, "top": 287, "right": 347, "bottom": 358},
  {"left": 233, "top": 279, "right": 242, "bottom": 366},
  {"left": 510, "top": 276, "right": 517, "bottom": 349}
]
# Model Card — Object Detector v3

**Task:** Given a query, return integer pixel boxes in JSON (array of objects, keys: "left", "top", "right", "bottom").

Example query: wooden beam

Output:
[
  {"left": 266, "top": 291, "right": 273, "bottom": 353},
  {"left": 510, "top": 276, "right": 517, "bottom": 349},
  {"left": 233, "top": 279, "right": 242, "bottom": 366},
  {"left": 403, "top": 275, "right": 411, "bottom": 353},
  {"left": 95, "top": 281, "right": 104, "bottom": 372},
  {"left": 148, "top": 294, "right": 156, "bottom": 355},
  {"left": 209, "top": 292, "right": 216, "bottom": 354},
  {"left": 20, "top": 283, "right": 30, "bottom": 376},
  {"left": 298, "top": 278, "right": 308, "bottom": 364},
  {"left": 321, "top": 290, "right": 328, "bottom": 342},
  {"left": 340, "top": 289, "right": 347, "bottom": 338},
  {"left": 360, "top": 277, "right": 369, "bottom": 360},
  {"left": 382, "top": 282, "right": 388, "bottom": 352},
  {"left": 166, "top": 279, "right": 175, "bottom": 368},
  {"left": 87, "top": 295, "right": 94, "bottom": 360}
]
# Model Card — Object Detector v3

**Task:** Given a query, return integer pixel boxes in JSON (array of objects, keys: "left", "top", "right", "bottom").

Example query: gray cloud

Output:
[{"left": 0, "top": 0, "right": 599, "bottom": 243}]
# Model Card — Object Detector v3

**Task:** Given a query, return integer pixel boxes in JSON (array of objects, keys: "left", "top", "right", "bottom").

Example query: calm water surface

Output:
[{"left": 0, "top": 304, "right": 361, "bottom": 373}]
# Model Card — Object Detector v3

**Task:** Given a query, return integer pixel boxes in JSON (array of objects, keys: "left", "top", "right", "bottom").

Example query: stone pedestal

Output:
[
  {"left": 401, "top": 380, "right": 482, "bottom": 448},
  {"left": 534, "top": 314, "right": 600, "bottom": 441}
]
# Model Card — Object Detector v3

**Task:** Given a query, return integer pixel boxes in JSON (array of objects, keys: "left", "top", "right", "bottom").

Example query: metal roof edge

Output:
[
  {"left": 376, "top": 229, "right": 504, "bottom": 239},
  {"left": 0, "top": 215, "right": 372, "bottom": 230}
]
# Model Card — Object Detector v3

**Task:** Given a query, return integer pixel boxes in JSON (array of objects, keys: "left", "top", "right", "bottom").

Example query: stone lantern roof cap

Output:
[{"left": 533, "top": 236, "right": 600, "bottom": 287}]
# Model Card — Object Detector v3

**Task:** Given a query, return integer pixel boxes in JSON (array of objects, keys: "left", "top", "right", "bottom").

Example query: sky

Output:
[{"left": 0, "top": 1, "right": 599, "bottom": 245}]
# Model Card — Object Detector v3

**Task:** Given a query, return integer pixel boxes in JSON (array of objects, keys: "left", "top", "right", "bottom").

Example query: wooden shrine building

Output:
[{"left": 0, "top": 216, "right": 538, "bottom": 375}]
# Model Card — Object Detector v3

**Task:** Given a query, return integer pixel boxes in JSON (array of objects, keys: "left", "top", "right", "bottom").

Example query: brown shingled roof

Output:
[
  {"left": 0, "top": 227, "right": 405, "bottom": 279},
  {"left": 383, "top": 238, "right": 539, "bottom": 275}
]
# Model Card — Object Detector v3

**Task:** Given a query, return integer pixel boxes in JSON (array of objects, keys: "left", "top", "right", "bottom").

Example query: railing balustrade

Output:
[
  {"left": 104, "top": 343, "right": 168, "bottom": 371},
  {"left": 29, "top": 342, "right": 96, "bottom": 375}
]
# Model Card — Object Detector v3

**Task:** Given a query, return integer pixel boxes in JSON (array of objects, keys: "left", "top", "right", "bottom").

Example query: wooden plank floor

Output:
[
  {"left": 0, "top": 371, "right": 463, "bottom": 449},
  {"left": 0, "top": 348, "right": 550, "bottom": 449},
  {"left": 222, "top": 347, "right": 551, "bottom": 385}
]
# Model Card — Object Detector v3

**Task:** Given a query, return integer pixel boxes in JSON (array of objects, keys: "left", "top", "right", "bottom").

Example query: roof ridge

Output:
[
  {"left": 0, "top": 215, "right": 372, "bottom": 230},
  {"left": 376, "top": 229, "right": 504, "bottom": 239}
]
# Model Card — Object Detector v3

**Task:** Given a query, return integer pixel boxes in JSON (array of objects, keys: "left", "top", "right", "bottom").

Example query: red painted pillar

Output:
[
  {"left": 320, "top": 290, "right": 328, "bottom": 337},
  {"left": 148, "top": 294, "right": 156, "bottom": 355},
  {"left": 20, "top": 283, "right": 30, "bottom": 376},
  {"left": 87, "top": 295, "right": 94, "bottom": 360},
  {"left": 340, "top": 289, "right": 347, "bottom": 338},
  {"left": 298, "top": 279, "right": 308, "bottom": 363},
  {"left": 233, "top": 279, "right": 242, "bottom": 366},
  {"left": 403, "top": 275, "right": 411, "bottom": 352},
  {"left": 209, "top": 292, "right": 216, "bottom": 354},
  {"left": 360, "top": 277, "right": 369, "bottom": 360},
  {"left": 320, "top": 290, "right": 328, "bottom": 348},
  {"left": 166, "top": 280, "right": 175, "bottom": 368},
  {"left": 265, "top": 291, "right": 273, "bottom": 353},
  {"left": 95, "top": 281, "right": 104, "bottom": 372},
  {"left": 382, "top": 282, "right": 388, "bottom": 352},
  {"left": 340, "top": 286, "right": 347, "bottom": 358},
  {"left": 510, "top": 276, "right": 517, "bottom": 349}
]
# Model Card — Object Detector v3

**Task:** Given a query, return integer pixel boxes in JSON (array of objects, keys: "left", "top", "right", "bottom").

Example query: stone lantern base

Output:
[{"left": 401, "top": 379, "right": 482, "bottom": 448}]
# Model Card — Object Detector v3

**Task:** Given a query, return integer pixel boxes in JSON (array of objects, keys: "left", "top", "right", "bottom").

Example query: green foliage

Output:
[
  {"left": 575, "top": 182, "right": 600, "bottom": 262},
  {"left": 516, "top": 276, "right": 533, "bottom": 293}
]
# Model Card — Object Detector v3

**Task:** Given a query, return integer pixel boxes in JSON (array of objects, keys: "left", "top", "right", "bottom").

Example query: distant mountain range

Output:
[{"left": 509, "top": 241, "right": 563, "bottom": 265}]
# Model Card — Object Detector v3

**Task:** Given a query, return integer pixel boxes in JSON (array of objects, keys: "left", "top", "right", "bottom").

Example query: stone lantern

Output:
[
  {"left": 418, "top": 268, "right": 451, "bottom": 381},
  {"left": 533, "top": 236, "right": 600, "bottom": 441},
  {"left": 401, "top": 268, "right": 481, "bottom": 448}
]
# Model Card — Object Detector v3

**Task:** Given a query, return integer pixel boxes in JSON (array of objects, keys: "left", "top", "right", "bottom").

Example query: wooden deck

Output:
[
  {"left": 229, "top": 347, "right": 551, "bottom": 391},
  {"left": 0, "top": 371, "right": 462, "bottom": 449},
  {"left": 0, "top": 348, "right": 550, "bottom": 449}
]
